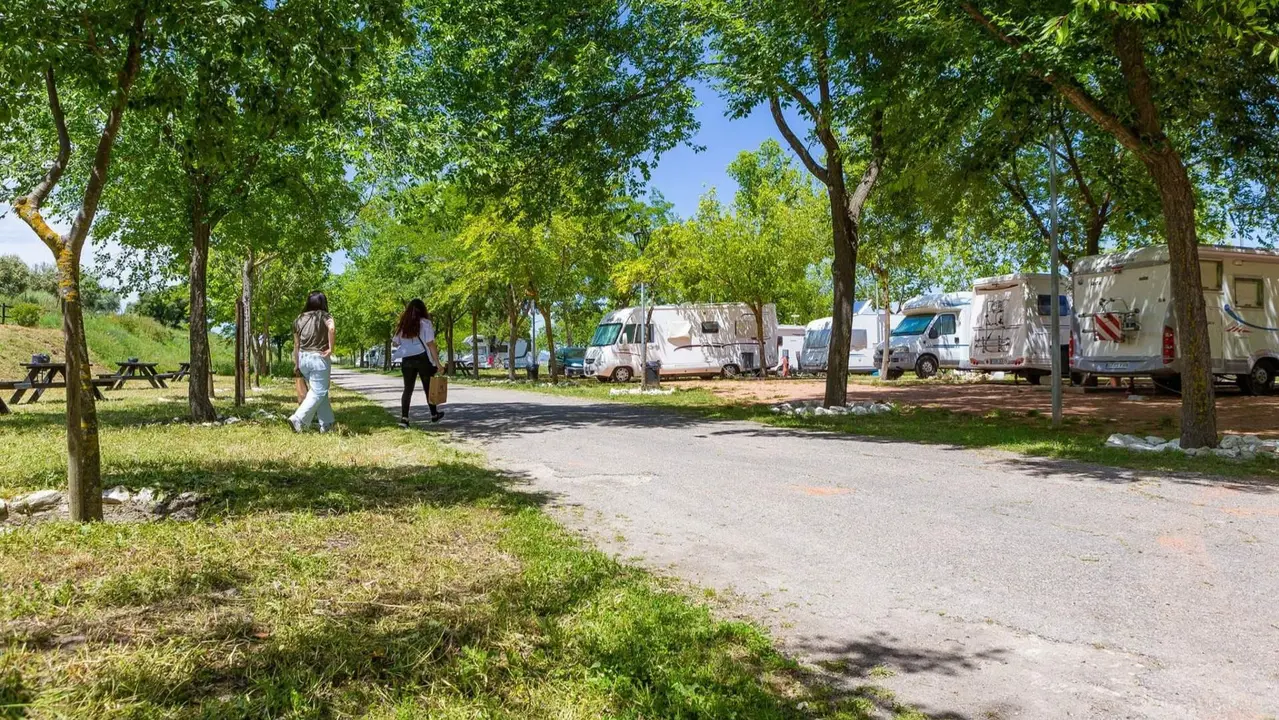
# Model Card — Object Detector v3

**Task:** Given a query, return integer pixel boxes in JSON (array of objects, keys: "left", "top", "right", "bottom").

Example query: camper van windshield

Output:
[
  {"left": 892, "top": 314, "right": 935, "bottom": 337},
  {"left": 804, "top": 327, "right": 831, "bottom": 349},
  {"left": 589, "top": 323, "right": 622, "bottom": 347}
]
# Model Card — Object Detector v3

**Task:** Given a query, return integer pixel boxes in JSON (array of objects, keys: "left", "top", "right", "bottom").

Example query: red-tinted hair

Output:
[{"left": 396, "top": 298, "right": 429, "bottom": 338}]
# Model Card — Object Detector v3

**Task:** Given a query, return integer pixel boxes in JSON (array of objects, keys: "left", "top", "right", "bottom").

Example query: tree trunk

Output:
[
  {"left": 507, "top": 288, "right": 519, "bottom": 381},
  {"left": 445, "top": 314, "right": 455, "bottom": 375},
  {"left": 1145, "top": 150, "right": 1217, "bottom": 447},
  {"left": 565, "top": 307, "right": 573, "bottom": 347},
  {"left": 383, "top": 337, "right": 391, "bottom": 371},
  {"left": 471, "top": 306, "right": 480, "bottom": 375},
  {"left": 188, "top": 204, "right": 217, "bottom": 422},
  {"left": 879, "top": 268, "right": 893, "bottom": 381},
  {"left": 754, "top": 301, "right": 768, "bottom": 380},
  {"left": 1085, "top": 212, "right": 1104, "bottom": 257},
  {"left": 824, "top": 164, "right": 855, "bottom": 407},
  {"left": 256, "top": 309, "right": 269, "bottom": 381},
  {"left": 59, "top": 262, "right": 103, "bottom": 522},
  {"left": 234, "top": 298, "right": 245, "bottom": 407},
  {"left": 539, "top": 304, "right": 557, "bottom": 381}
]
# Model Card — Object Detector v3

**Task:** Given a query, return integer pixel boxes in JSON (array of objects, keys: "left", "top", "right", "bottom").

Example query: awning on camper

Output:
[{"left": 668, "top": 320, "right": 694, "bottom": 339}]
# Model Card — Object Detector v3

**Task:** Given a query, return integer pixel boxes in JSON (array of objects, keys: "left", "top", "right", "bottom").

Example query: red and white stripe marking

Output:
[{"left": 1095, "top": 313, "right": 1125, "bottom": 343}]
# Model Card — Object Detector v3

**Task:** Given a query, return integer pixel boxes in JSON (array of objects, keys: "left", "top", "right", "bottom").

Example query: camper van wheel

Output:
[
  {"left": 1025, "top": 372, "right": 1043, "bottom": 386},
  {"left": 914, "top": 355, "right": 939, "bottom": 379},
  {"left": 1237, "top": 362, "right": 1276, "bottom": 396},
  {"left": 611, "top": 366, "right": 633, "bottom": 383},
  {"left": 885, "top": 369, "right": 904, "bottom": 381},
  {"left": 721, "top": 364, "right": 741, "bottom": 379},
  {"left": 1152, "top": 375, "right": 1182, "bottom": 394}
]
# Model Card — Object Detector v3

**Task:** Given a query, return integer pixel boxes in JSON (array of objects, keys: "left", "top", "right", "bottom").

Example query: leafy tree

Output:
[
  {"left": 2, "top": 0, "right": 148, "bottom": 521},
  {"left": 706, "top": 0, "right": 911, "bottom": 405},
  {"left": 926, "top": 0, "right": 1279, "bottom": 446},
  {"left": 0, "top": 255, "right": 31, "bottom": 298},
  {"left": 95, "top": 0, "right": 403, "bottom": 420},
  {"left": 131, "top": 285, "right": 189, "bottom": 328}
]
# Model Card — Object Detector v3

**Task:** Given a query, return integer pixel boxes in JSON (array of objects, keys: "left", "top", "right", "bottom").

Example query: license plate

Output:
[{"left": 1104, "top": 361, "right": 1131, "bottom": 371}]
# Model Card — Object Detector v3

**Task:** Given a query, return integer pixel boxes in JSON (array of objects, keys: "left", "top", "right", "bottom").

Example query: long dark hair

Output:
[
  {"left": 305, "top": 291, "right": 329, "bottom": 313},
  {"left": 396, "top": 298, "right": 429, "bottom": 338}
]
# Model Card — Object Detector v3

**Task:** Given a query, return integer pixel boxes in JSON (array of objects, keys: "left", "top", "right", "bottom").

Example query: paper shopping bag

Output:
[{"left": 428, "top": 375, "right": 449, "bottom": 405}]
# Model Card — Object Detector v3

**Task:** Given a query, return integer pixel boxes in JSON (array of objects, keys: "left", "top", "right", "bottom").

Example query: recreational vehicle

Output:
[
  {"left": 1072, "top": 246, "right": 1279, "bottom": 394},
  {"left": 800, "top": 303, "right": 903, "bottom": 373},
  {"left": 775, "top": 324, "right": 806, "bottom": 372},
  {"left": 584, "top": 303, "right": 779, "bottom": 382},
  {"left": 969, "top": 274, "right": 1072, "bottom": 384},
  {"left": 457, "top": 335, "right": 495, "bottom": 370},
  {"left": 873, "top": 292, "right": 974, "bottom": 379},
  {"left": 495, "top": 339, "right": 532, "bottom": 370}
]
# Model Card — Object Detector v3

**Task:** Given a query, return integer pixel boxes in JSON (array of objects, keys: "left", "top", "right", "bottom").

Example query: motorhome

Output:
[
  {"left": 969, "top": 273, "right": 1072, "bottom": 384},
  {"left": 584, "top": 303, "right": 779, "bottom": 382},
  {"left": 873, "top": 292, "right": 974, "bottom": 379},
  {"left": 1071, "top": 245, "right": 1279, "bottom": 394},
  {"left": 495, "top": 338, "right": 532, "bottom": 370},
  {"left": 456, "top": 335, "right": 495, "bottom": 370},
  {"left": 775, "top": 324, "right": 806, "bottom": 372},
  {"left": 800, "top": 302, "right": 903, "bottom": 373}
]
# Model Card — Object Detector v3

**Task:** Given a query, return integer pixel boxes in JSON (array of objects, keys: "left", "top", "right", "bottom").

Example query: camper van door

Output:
[{"left": 930, "top": 312, "right": 962, "bottom": 366}]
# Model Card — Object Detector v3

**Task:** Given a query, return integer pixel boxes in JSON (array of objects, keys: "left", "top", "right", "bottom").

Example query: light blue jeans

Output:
[{"left": 292, "top": 351, "right": 334, "bottom": 431}]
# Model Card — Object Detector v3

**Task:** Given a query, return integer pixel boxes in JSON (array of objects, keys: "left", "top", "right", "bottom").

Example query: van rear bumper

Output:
[{"left": 1073, "top": 356, "right": 1179, "bottom": 376}]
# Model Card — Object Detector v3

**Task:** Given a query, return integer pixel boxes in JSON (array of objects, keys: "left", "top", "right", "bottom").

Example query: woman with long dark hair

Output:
[
  {"left": 288, "top": 291, "right": 336, "bottom": 432},
  {"left": 392, "top": 298, "right": 444, "bottom": 427}
]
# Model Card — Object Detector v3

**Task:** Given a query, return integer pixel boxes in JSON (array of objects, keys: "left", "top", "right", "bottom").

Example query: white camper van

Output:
[
  {"left": 970, "top": 274, "right": 1072, "bottom": 384},
  {"left": 584, "top": 303, "right": 779, "bottom": 382},
  {"left": 457, "top": 335, "right": 495, "bottom": 370},
  {"left": 495, "top": 339, "right": 532, "bottom": 370},
  {"left": 1072, "top": 246, "right": 1279, "bottom": 394},
  {"left": 801, "top": 303, "right": 903, "bottom": 373},
  {"left": 775, "top": 324, "right": 806, "bottom": 372},
  {"left": 873, "top": 292, "right": 974, "bottom": 379}
]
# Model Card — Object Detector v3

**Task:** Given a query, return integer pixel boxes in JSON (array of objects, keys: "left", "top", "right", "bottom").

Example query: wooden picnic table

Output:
[
  {"left": 7, "top": 362, "right": 107, "bottom": 406},
  {"left": 108, "top": 361, "right": 167, "bottom": 390}
]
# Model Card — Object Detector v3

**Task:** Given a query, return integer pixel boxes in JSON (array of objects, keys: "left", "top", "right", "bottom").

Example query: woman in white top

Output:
[{"left": 391, "top": 298, "right": 444, "bottom": 427}]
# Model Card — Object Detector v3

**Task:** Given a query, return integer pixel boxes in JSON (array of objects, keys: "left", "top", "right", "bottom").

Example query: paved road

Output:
[{"left": 334, "top": 369, "right": 1279, "bottom": 720}]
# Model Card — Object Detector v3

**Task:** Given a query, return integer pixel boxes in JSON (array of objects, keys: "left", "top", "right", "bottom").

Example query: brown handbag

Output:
[{"left": 428, "top": 375, "right": 448, "bottom": 405}]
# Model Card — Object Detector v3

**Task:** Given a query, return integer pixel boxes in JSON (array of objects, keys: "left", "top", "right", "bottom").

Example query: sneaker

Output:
[
  {"left": 430, "top": 411, "right": 444, "bottom": 423},
  {"left": 398, "top": 417, "right": 411, "bottom": 429},
  {"left": 287, "top": 416, "right": 303, "bottom": 434}
]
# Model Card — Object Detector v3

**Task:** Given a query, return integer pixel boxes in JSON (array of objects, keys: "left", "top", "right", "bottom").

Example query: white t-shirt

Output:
[{"left": 392, "top": 319, "right": 438, "bottom": 364}]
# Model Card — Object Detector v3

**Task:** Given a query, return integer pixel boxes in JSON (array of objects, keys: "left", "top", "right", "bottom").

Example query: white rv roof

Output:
[
  {"left": 1074, "top": 245, "right": 1279, "bottom": 275},
  {"left": 806, "top": 317, "right": 833, "bottom": 331},
  {"left": 973, "top": 273, "right": 1062, "bottom": 291},
  {"left": 901, "top": 292, "right": 972, "bottom": 314}
]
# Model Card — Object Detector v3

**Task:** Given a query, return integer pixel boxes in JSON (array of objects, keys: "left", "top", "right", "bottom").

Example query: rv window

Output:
[
  {"left": 1234, "top": 277, "right": 1264, "bottom": 309},
  {"left": 589, "top": 323, "right": 622, "bottom": 347},
  {"left": 851, "top": 329, "right": 868, "bottom": 351},
  {"left": 804, "top": 327, "right": 830, "bottom": 349},
  {"left": 621, "top": 324, "right": 658, "bottom": 343},
  {"left": 933, "top": 314, "right": 957, "bottom": 337},
  {"left": 701, "top": 320, "right": 720, "bottom": 334},
  {"left": 1036, "top": 295, "right": 1071, "bottom": 317},
  {"left": 1200, "top": 260, "right": 1223, "bottom": 291},
  {"left": 736, "top": 315, "right": 759, "bottom": 339},
  {"left": 892, "top": 314, "right": 935, "bottom": 337}
]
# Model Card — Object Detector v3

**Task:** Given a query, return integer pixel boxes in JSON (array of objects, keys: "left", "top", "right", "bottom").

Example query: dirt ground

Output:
[{"left": 684, "top": 377, "right": 1279, "bottom": 438}]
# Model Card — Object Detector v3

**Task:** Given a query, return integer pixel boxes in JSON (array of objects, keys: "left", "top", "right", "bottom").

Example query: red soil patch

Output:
[{"left": 681, "top": 378, "right": 1279, "bottom": 438}]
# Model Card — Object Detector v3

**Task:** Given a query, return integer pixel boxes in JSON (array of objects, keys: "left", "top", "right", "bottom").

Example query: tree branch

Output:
[
  {"left": 768, "top": 94, "right": 828, "bottom": 185},
  {"left": 12, "top": 66, "right": 73, "bottom": 253},
  {"left": 958, "top": 1, "right": 1149, "bottom": 158},
  {"left": 1056, "top": 110, "right": 1099, "bottom": 213},
  {"left": 847, "top": 109, "right": 885, "bottom": 224},
  {"left": 998, "top": 159, "right": 1052, "bottom": 242},
  {"left": 68, "top": 9, "right": 146, "bottom": 250}
]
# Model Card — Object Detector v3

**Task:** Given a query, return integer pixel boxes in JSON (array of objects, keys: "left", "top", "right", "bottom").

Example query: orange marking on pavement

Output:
[
  {"left": 1220, "top": 507, "right": 1279, "bottom": 518},
  {"left": 792, "top": 486, "right": 853, "bottom": 496}
]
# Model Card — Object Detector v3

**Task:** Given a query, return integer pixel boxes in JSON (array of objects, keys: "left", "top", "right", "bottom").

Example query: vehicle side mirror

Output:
[{"left": 927, "top": 327, "right": 939, "bottom": 339}]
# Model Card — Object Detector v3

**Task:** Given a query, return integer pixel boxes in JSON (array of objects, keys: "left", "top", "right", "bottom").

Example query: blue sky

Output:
[{"left": 0, "top": 80, "right": 791, "bottom": 278}]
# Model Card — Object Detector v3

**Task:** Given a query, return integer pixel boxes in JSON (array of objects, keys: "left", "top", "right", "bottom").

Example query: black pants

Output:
[{"left": 401, "top": 352, "right": 438, "bottom": 418}]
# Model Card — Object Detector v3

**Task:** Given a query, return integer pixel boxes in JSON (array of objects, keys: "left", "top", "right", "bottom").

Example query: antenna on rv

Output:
[{"left": 1049, "top": 122, "right": 1064, "bottom": 428}]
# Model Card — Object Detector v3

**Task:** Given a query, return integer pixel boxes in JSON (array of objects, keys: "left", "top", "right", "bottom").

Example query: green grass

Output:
[
  {"left": 0, "top": 382, "right": 906, "bottom": 719},
  {"left": 452, "top": 376, "right": 1279, "bottom": 483}
]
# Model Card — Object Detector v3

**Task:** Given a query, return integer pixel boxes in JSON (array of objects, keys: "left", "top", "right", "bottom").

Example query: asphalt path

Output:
[{"left": 333, "top": 369, "right": 1279, "bottom": 720}]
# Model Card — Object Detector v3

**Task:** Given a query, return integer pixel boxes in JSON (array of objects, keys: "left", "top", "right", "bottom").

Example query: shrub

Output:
[{"left": 10, "top": 303, "right": 42, "bottom": 328}]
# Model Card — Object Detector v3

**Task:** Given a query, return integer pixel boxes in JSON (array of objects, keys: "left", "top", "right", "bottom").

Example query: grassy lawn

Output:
[
  {"left": 0, "top": 381, "right": 907, "bottom": 719},
  {"left": 441, "top": 373, "right": 1279, "bottom": 483}
]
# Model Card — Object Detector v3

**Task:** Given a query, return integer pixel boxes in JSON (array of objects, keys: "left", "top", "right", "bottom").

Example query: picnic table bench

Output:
[
  {"left": 105, "top": 361, "right": 169, "bottom": 390},
  {"left": 4, "top": 363, "right": 108, "bottom": 409}
]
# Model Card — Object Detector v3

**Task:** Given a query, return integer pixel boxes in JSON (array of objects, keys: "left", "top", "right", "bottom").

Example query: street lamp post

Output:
[{"left": 1049, "top": 128, "right": 1064, "bottom": 428}]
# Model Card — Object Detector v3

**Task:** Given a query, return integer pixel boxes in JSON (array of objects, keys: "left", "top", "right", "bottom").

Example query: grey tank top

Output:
[{"left": 294, "top": 311, "right": 332, "bottom": 352}]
